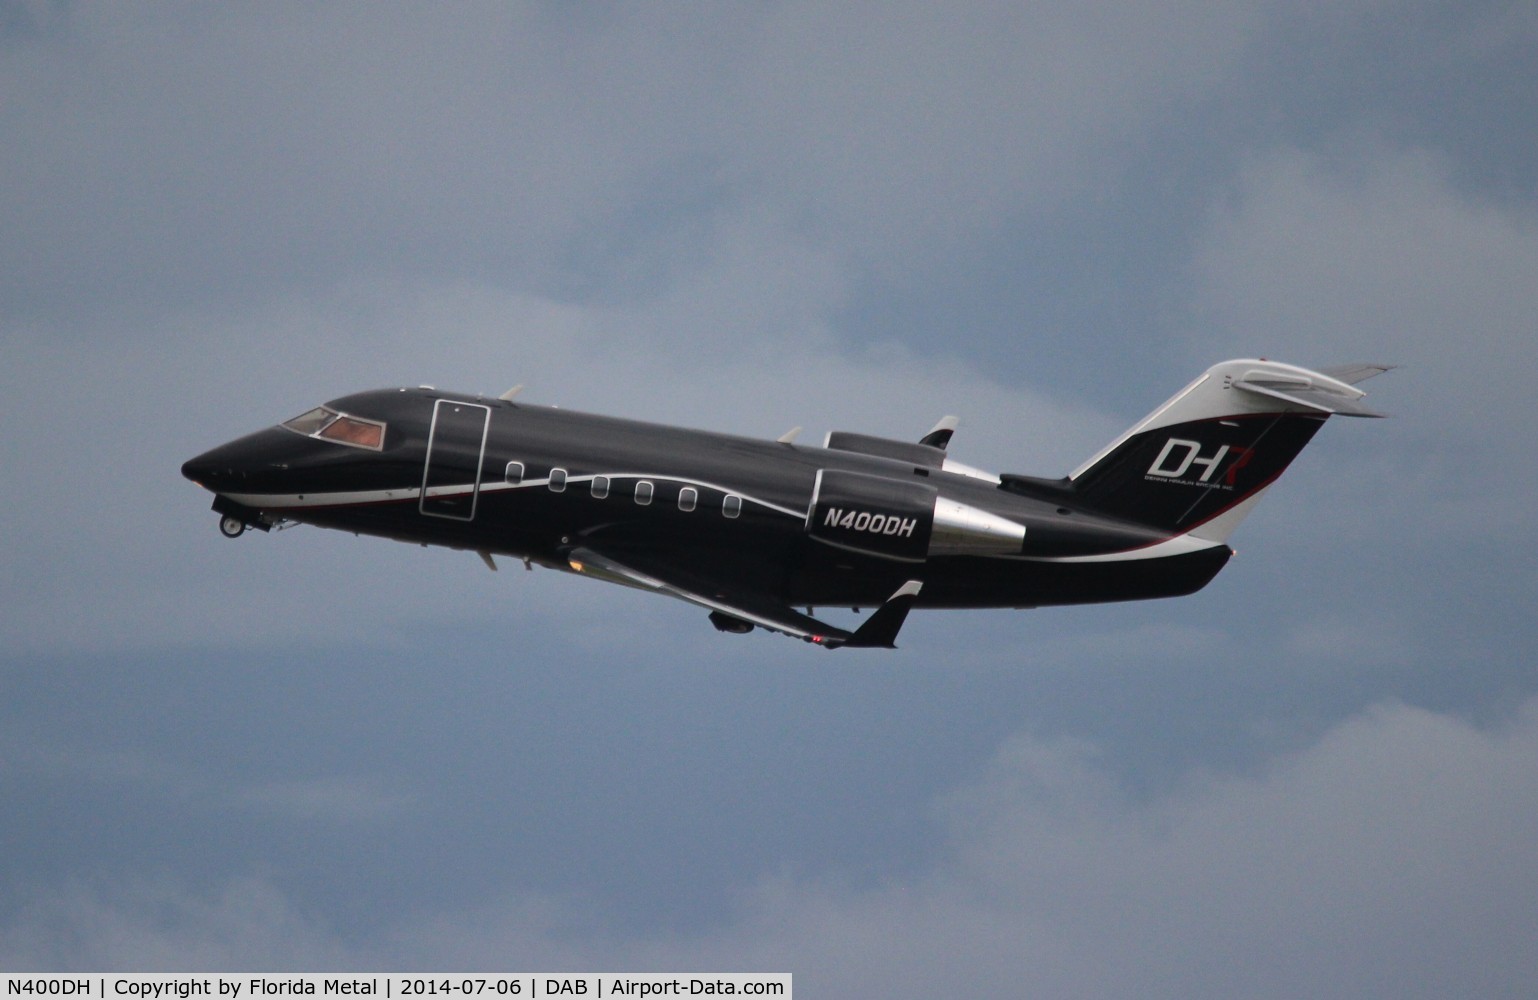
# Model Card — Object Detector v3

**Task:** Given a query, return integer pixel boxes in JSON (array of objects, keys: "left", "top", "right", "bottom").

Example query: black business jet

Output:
[{"left": 182, "top": 359, "right": 1389, "bottom": 648}]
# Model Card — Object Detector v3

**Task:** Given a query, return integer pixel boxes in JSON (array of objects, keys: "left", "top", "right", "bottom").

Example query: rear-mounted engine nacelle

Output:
[{"left": 806, "top": 469, "right": 1023, "bottom": 561}]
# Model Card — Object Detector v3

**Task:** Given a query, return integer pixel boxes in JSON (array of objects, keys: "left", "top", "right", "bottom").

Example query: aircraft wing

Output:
[{"left": 564, "top": 544, "right": 921, "bottom": 648}]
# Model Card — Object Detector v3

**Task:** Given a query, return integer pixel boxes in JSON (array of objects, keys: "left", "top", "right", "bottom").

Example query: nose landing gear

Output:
[{"left": 209, "top": 496, "right": 272, "bottom": 537}]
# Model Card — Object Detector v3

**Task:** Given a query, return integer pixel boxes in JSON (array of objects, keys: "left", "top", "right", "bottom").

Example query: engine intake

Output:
[{"left": 824, "top": 431, "right": 946, "bottom": 468}]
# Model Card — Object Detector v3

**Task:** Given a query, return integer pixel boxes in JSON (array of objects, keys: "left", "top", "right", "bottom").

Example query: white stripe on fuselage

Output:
[
  {"left": 222, "top": 473, "right": 809, "bottom": 520},
  {"left": 1004, "top": 531, "right": 1227, "bottom": 563},
  {"left": 224, "top": 478, "right": 1225, "bottom": 564},
  {"left": 222, "top": 486, "right": 420, "bottom": 509}
]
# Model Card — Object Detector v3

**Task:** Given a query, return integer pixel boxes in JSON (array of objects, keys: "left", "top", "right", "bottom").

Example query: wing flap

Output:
[
  {"left": 566, "top": 545, "right": 853, "bottom": 645},
  {"left": 565, "top": 545, "right": 921, "bottom": 648}
]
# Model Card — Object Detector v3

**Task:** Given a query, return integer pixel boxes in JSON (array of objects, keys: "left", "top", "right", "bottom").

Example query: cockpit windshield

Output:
[{"left": 281, "top": 406, "right": 386, "bottom": 450}]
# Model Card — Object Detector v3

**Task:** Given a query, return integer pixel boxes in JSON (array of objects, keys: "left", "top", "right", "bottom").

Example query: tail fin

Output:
[{"left": 1067, "top": 359, "right": 1388, "bottom": 542}]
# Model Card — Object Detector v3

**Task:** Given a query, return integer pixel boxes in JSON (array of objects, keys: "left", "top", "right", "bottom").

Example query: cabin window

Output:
[
  {"left": 723, "top": 494, "right": 742, "bottom": 519},
  {"left": 281, "top": 406, "right": 386, "bottom": 451},
  {"left": 591, "top": 475, "right": 610, "bottom": 499},
  {"left": 678, "top": 487, "right": 698, "bottom": 512},
  {"left": 548, "top": 468, "right": 567, "bottom": 492},
  {"left": 505, "top": 462, "right": 525, "bottom": 485},
  {"left": 635, "top": 480, "right": 654, "bottom": 505}
]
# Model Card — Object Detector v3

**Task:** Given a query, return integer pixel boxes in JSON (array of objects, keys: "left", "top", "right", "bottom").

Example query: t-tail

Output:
[{"left": 1064, "top": 359, "right": 1391, "bottom": 543}]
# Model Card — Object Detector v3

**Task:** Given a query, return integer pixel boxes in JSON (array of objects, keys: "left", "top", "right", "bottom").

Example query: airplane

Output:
[{"left": 181, "top": 358, "right": 1390, "bottom": 648}]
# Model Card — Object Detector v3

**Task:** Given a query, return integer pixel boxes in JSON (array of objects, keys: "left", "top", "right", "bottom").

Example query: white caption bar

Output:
[{"left": 3, "top": 977, "right": 791, "bottom": 1000}]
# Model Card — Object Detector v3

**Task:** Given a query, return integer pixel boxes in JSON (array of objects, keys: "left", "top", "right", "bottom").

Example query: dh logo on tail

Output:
[{"left": 1146, "top": 438, "right": 1253, "bottom": 486}]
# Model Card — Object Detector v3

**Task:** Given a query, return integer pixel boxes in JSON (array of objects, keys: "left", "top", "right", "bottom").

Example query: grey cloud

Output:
[
  {"left": 0, "top": 877, "right": 354, "bottom": 972},
  {"left": 1186, "top": 146, "right": 1538, "bottom": 550},
  {"left": 4, "top": 1, "right": 1534, "bottom": 987},
  {"left": 1, "top": 2, "right": 1277, "bottom": 323},
  {"left": 719, "top": 1, "right": 1265, "bottom": 263},
  {"left": 10, "top": 698, "right": 1536, "bottom": 997},
  {"left": 497, "top": 698, "right": 1538, "bottom": 998},
  {"left": 4, "top": 235, "right": 1117, "bottom": 655},
  {"left": 4, "top": 729, "right": 412, "bottom": 829},
  {"left": 232, "top": 777, "right": 415, "bottom": 825},
  {"left": 1, "top": 5, "right": 730, "bottom": 319},
  {"left": 1191, "top": 148, "right": 1538, "bottom": 396}
]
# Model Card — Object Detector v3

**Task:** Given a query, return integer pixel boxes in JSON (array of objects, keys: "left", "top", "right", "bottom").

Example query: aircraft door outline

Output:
[{"left": 420, "top": 399, "right": 491, "bottom": 521}]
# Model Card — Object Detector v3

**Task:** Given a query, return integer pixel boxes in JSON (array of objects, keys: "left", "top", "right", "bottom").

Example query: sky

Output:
[{"left": 2, "top": 1, "right": 1536, "bottom": 994}]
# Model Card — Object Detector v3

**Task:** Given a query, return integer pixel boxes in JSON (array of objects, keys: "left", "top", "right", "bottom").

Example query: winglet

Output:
[
  {"left": 830, "top": 580, "right": 923, "bottom": 649},
  {"left": 920, "top": 416, "right": 960, "bottom": 450}
]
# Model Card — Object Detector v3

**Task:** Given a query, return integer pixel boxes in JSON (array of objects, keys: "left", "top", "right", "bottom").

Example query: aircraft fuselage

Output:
[
  {"left": 185, "top": 389, "right": 1212, "bottom": 608},
  {"left": 183, "top": 360, "right": 1387, "bottom": 646}
]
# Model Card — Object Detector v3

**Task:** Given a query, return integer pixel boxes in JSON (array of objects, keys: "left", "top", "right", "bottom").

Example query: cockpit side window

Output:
[
  {"left": 282, "top": 406, "right": 387, "bottom": 451},
  {"left": 318, "top": 414, "right": 385, "bottom": 449},
  {"left": 283, "top": 407, "right": 336, "bottom": 435}
]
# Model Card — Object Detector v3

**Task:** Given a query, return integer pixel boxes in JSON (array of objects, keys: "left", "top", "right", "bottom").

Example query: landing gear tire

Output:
[{"left": 219, "top": 515, "right": 247, "bottom": 538}]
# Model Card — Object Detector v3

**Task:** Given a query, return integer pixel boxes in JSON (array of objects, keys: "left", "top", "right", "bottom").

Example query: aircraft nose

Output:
[
  {"left": 182, "top": 448, "right": 233, "bottom": 489},
  {"left": 181, "top": 432, "right": 279, "bottom": 491},
  {"left": 183, "top": 425, "right": 344, "bottom": 495}
]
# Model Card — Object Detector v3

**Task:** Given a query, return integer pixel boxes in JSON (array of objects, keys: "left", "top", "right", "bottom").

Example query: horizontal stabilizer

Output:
[
  {"left": 1316, "top": 363, "right": 1396, "bottom": 386},
  {"left": 1232, "top": 369, "right": 1386, "bottom": 417}
]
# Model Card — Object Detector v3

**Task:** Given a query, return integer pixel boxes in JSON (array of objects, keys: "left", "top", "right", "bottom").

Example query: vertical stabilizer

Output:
[{"left": 1067, "top": 359, "right": 1385, "bottom": 542}]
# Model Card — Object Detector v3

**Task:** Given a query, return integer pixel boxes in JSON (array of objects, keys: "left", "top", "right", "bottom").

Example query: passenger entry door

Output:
[{"left": 420, "top": 399, "right": 491, "bottom": 520}]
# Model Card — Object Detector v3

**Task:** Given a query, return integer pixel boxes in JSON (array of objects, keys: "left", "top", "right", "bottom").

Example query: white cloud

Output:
[
  {"left": 9, "top": 698, "right": 1536, "bottom": 997},
  {"left": 1282, "top": 612, "right": 1421, "bottom": 669},
  {"left": 2, "top": 730, "right": 414, "bottom": 830},
  {"left": 410, "top": 697, "right": 1538, "bottom": 997},
  {"left": 0, "top": 878, "right": 354, "bottom": 972},
  {"left": 1190, "top": 147, "right": 1538, "bottom": 417},
  {"left": 1185, "top": 145, "right": 1538, "bottom": 561},
  {"left": 1, "top": 2, "right": 1274, "bottom": 316},
  {"left": 724, "top": 1, "right": 1263, "bottom": 262}
]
